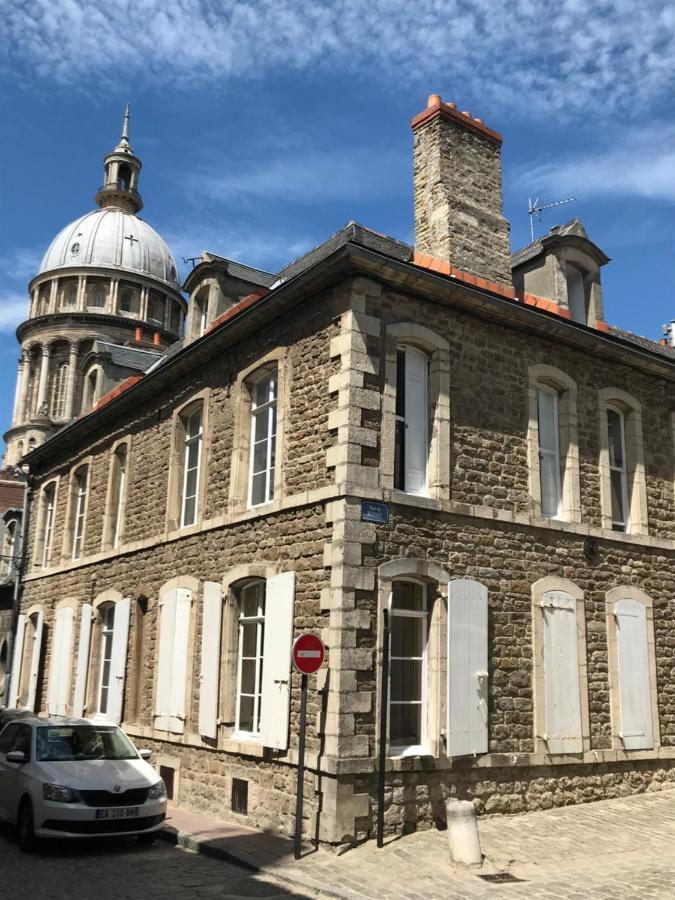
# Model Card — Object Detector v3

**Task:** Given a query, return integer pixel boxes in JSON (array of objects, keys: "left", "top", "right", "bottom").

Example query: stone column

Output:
[
  {"left": 140, "top": 286, "right": 149, "bottom": 321},
  {"left": 49, "top": 279, "right": 58, "bottom": 313},
  {"left": 11, "top": 353, "right": 28, "bottom": 426},
  {"left": 111, "top": 279, "right": 120, "bottom": 314},
  {"left": 64, "top": 343, "right": 79, "bottom": 420},
  {"left": 35, "top": 345, "right": 52, "bottom": 415},
  {"left": 77, "top": 275, "right": 87, "bottom": 311}
]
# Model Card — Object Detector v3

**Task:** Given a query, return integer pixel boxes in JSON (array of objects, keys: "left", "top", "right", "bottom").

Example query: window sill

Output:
[{"left": 388, "top": 491, "right": 442, "bottom": 511}]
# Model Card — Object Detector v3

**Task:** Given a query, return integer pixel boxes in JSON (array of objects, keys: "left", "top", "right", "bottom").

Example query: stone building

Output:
[{"left": 4, "top": 95, "right": 675, "bottom": 847}]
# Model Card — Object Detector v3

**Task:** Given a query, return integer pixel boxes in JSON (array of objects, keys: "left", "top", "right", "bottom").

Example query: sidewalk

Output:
[{"left": 161, "top": 787, "right": 675, "bottom": 899}]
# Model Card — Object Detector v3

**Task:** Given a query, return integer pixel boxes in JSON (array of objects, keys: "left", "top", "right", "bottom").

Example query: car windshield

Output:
[{"left": 36, "top": 726, "right": 138, "bottom": 762}]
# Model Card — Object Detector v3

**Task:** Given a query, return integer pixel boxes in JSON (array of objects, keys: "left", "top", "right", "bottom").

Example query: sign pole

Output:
[
  {"left": 376, "top": 607, "right": 390, "bottom": 848},
  {"left": 294, "top": 672, "right": 308, "bottom": 860}
]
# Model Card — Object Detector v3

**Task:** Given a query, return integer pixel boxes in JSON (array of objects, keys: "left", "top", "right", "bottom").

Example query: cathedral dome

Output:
[{"left": 37, "top": 208, "right": 180, "bottom": 290}]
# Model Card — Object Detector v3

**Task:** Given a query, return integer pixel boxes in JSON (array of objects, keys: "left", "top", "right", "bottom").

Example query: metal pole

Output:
[
  {"left": 376, "top": 608, "right": 390, "bottom": 848},
  {"left": 294, "top": 672, "right": 308, "bottom": 860}
]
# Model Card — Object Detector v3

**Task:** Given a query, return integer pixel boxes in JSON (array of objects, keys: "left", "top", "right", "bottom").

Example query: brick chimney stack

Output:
[{"left": 412, "top": 94, "right": 512, "bottom": 288}]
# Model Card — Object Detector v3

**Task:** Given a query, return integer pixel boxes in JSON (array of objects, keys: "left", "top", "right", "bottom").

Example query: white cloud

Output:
[
  {"left": 0, "top": 293, "right": 29, "bottom": 333},
  {"left": 3, "top": 1, "right": 674, "bottom": 119},
  {"left": 512, "top": 124, "right": 675, "bottom": 202}
]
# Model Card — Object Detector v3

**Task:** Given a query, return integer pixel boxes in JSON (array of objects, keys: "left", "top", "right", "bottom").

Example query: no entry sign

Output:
[{"left": 292, "top": 633, "right": 325, "bottom": 675}]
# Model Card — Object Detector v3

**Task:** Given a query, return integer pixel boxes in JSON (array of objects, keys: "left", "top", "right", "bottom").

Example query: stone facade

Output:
[{"left": 6, "top": 98, "right": 675, "bottom": 850}]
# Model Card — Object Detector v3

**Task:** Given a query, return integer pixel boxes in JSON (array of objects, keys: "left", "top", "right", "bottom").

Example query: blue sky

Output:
[{"left": 1, "top": 1, "right": 674, "bottom": 453}]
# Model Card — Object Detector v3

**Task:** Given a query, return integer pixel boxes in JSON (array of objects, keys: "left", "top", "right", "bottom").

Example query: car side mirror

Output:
[
  {"left": 138, "top": 749, "right": 152, "bottom": 760},
  {"left": 6, "top": 750, "right": 26, "bottom": 764}
]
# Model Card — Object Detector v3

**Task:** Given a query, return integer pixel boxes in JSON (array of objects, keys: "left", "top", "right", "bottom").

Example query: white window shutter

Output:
[
  {"left": 169, "top": 588, "right": 192, "bottom": 733},
  {"left": 48, "top": 607, "right": 74, "bottom": 717},
  {"left": 447, "top": 579, "right": 488, "bottom": 757},
  {"left": 27, "top": 612, "right": 44, "bottom": 713},
  {"left": 404, "top": 347, "right": 428, "bottom": 494},
  {"left": 542, "top": 591, "right": 583, "bottom": 753},
  {"left": 154, "top": 590, "right": 177, "bottom": 731},
  {"left": 107, "top": 597, "right": 131, "bottom": 725},
  {"left": 260, "top": 571, "right": 295, "bottom": 750},
  {"left": 72, "top": 604, "right": 93, "bottom": 717},
  {"left": 8, "top": 614, "right": 25, "bottom": 708},
  {"left": 615, "top": 598, "right": 653, "bottom": 750},
  {"left": 199, "top": 582, "right": 222, "bottom": 740}
]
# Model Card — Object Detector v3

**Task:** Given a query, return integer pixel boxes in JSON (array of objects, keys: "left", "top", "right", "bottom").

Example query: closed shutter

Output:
[
  {"left": 8, "top": 614, "right": 25, "bottom": 708},
  {"left": 48, "top": 607, "right": 74, "bottom": 717},
  {"left": 404, "top": 347, "right": 428, "bottom": 495},
  {"left": 542, "top": 591, "right": 583, "bottom": 753},
  {"left": 260, "top": 572, "right": 295, "bottom": 750},
  {"left": 199, "top": 582, "right": 222, "bottom": 740},
  {"left": 72, "top": 604, "right": 93, "bottom": 717},
  {"left": 169, "top": 588, "right": 191, "bottom": 733},
  {"left": 447, "top": 579, "right": 488, "bottom": 757},
  {"left": 615, "top": 598, "right": 653, "bottom": 750},
  {"left": 154, "top": 589, "right": 176, "bottom": 731},
  {"left": 26, "top": 612, "right": 44, "bottom": 713},
  {"left": 107, "top": 597, "right": 131, "bottom": 725}
]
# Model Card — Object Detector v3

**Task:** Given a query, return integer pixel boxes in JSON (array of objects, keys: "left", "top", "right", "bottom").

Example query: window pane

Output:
[
  {"left": 182, "top": 496, "right": 196, "bottom": 526},
  {"left": 250, "top": 472, "right": 267, "bottom": 506},
  {"left": 540, "top": 451, "right": 559, "bottom": 517},
  {"left": 391, "top": 581, "right": 425, "bottom": 611},
  {"left": 390, "top": 659, "right": 422, "bottom": 703},
  {"left": 252, "top": 439, "right": 268, "bottom": 474},
  {"left": 238, "top": 695, "right": 254, "bottom": 733},
  {"left": 607, "top": 409, "right": 624, "bottom": 468},
  {"left": 390, "top": 704, "right": 421, "bottom": 745},
  {"left": 253, "top": 375, "right": 274, "bottom": 408},
  {"left": 184, "top": 466, "right": 198, "bottom": 500},
  {"left": 241, "top": 621, "right": 257, "bottom": 656},
  {"left": 240, "top": 659, "right": 256, "bottom": 695},
  {"left": 610, "top": 469, "right": 626, "bottom": 527},
  {"left": 394, "top": 419, "right": 405, "bottom": 491},
  {"left": 241, "top": 585, "right": 260, "bottom": 618},
  {"left": 391, "top": 616, "right": 424, "bottom": 657},
  {"left": 537, "top": 389, "right": 557, "bottom": 452}
]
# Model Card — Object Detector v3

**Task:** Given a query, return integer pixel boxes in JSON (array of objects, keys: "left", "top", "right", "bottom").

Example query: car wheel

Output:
[
  {"left": 137, "top": 831, "right": 158, "bottom": 845},
  {"left": 17, "top": 799, "right": 36, "bottom": 853}
]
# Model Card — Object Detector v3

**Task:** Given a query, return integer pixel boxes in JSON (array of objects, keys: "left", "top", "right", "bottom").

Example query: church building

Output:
[{"left": 2, "top": 95, "right": 674, "bottom": 847}]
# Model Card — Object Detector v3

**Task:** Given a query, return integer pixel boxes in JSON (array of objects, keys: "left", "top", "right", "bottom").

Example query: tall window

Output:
[
  {"left": 50, "top": 362, "right": 69, "bottom": 419},
  {"left": 248, "top": 370, "right": 277, "bottom": 507},
  {"left": 394, "top": 346, "right": 428, "bottom": 494},
  {"left": 97, "top": 604, "right": 115, "bottom": 716},
  {"left": 41, "top": 484, "right": 56, "bottom": 568},
  {"left": 109, "top": 444, "right": 128, "bottom": 548},
  {"left": 1, "top": 520, "right": 17, "bottom": 577},
  {"left": 180, "top": 406, "right": 203, "bottom": 527},
  {"left": 148, "top": 291, "right": 165, "bottom": 326},
  {"left": 87, "top": 281, "right": 107, "bottom": 309},
  {"left": 235, "top": 581, "right": 266, "bottom": 736},
  {"left": 60, "top": 279, "right": 78, "bottom": 309},
  {"left": 82, "top": 369, "right": 98, "bottom": 412},
  {"left": 193, "top": 294, "right": 208, "bottom": 338},
  {"left": 607, "top": 406, "right": 629, "bottom": 532},
  {"left": 119, "top": 284, "right": 140, "bottom": 316},
  {"left": 72, "top": 467, "right": 88, "bottom": 559},
  {"left": 537, "top": 387, "right": 561, "bottom": 518},
  {"left": 566, "top": 263, "right": 586, "bottom": 324},
  {"left": 390, "top": 580, "right": 427, "bottom": 755}
]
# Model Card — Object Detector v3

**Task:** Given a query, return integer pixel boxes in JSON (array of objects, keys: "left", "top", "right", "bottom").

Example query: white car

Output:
[{"left": 0, "top": 716, "right": 167, "bottom": 851}]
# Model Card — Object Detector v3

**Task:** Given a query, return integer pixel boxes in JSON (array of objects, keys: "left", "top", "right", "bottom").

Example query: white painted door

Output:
[
  {"left": 615, "top": 598, "right": 653, "bottom": 750},
  {"left": 542, "top": 591, "right": 583, "bottom": 754},
  {"left": 447, "top": 579, "right": 488, "bottom": 757},
  {"left": 260, "top": 572, "right": 295, "bottom": 750}
]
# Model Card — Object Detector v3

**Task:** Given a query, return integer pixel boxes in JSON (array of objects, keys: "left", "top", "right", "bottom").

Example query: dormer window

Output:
[{"left": 566, "top": 263, "right": 587, "bottom": 324}]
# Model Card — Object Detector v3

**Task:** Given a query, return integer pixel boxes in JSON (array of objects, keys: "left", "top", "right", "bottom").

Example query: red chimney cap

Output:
[{"left": 412, "top": 97, "right": 502, "bottom": 144}]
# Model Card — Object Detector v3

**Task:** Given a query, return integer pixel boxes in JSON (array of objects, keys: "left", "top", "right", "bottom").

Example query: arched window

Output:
[
  {"left": 82, "top": 368, "right": 99, "bottom": 412},
  {"left": 96, "top": 603, "right": 116, "bottom": 716},
  {"left": 607, "top": 405, "right": 629, "bottom": 531},
  {"left": 234, "top": 580, "right": 266, "bottom": 737},
  {"left": 70, "top": 465, "right": 89, "bottom": 560},
  {"left": 598, "top": 389, "right": 647, "bottom": 535},
  {"left": 248, "top": 369, "right": 277, "bottom": 507},
  {"left": 536, "top": 385, "right": 562, "bottom": 518},
  {"left": 50, "top": 362, "right": 69, "bottom": 419},
  {"left": 394, "top": 346, "right": 429, "bottom": 494},
  {"left": 37, "top": 481, "right": 57, "bottom": 568},
  {"left": 106, "top": 443, "right": 128, "bottom": 549},
  {"left": 87, "top": 280, "right": 107, "bottom": 309},
  {"left": 180, "top": 404, "right": 203, "bottom": 527},
  {"left": 390, "top": 579, "right": 428, "bottom": 754},
  {"left": 59, "top": 278, "right": 78, "bottom": 310}
]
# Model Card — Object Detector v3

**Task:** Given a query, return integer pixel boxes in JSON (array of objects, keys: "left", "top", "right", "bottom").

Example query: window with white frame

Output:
[
  {"left": 40, "top": 483, "right": 56, "bottom": 568},
  {"left": 607, "top": 406, "right": 629, "bottom": 532},
  {"left": 97, "top": 603, "right": 115, "bottom": 716},
  {"left": 394, "top": 346, "right": 428, "bottom": 495},
  {"left": 50, "top": 362, "right": 69, "bottom": 419},
  {"left": 180, "top": 406, "right": 202, "bottom": 527},
  {"left": 235, "top": 581, "right": 266, "bottom": 736},
  {"left": 389, "top": 579, "right": 428, "bottom": 755},
  {"left": 1, "top": 519, "right": 17, "bottom": 578},
  {"left": 71, "top": 466, "right": 88, "bottom": 559},
  {"left": 537, "top": 386, "right": 562, "bottom": 518},
  {"left": 108, "top": 443, "right": 128, "bottom": 548},
  {"left": 248, "top": 370, "right": 277, "bottom": 507}
]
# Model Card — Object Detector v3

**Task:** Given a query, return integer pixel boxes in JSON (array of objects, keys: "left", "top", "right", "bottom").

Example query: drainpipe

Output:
[{"left": 3, "top": 465, "right": 33, "bottom": 708}]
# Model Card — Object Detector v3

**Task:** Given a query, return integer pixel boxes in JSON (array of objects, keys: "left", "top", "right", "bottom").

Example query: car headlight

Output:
[
  {"left": 148, "top": 779, "right": 167, "bottom": 801},
  {"left": 43, "top": 783, "right": 79, "bottom": 803}
]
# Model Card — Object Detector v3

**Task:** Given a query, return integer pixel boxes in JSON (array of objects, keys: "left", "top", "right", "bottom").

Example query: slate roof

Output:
[{"left": 93, "top": 341, "right": 163, "bottom": 372}]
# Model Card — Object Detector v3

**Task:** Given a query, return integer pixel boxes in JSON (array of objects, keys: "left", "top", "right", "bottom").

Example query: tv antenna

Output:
[
  {"left": 528, "top": 196, "right": 576, "bottom": 242},
  {"left": 182, "top": 256, "right": 201, "bottom": 269}
]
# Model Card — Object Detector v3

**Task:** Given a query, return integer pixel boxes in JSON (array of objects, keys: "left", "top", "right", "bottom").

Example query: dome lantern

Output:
[{"left": 95, "top": 105, "right": 143, "bottom": 214}]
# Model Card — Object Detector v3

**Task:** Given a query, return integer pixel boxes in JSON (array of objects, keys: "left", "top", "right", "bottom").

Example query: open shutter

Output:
[
  {"left": 615, "top": 598, "right": 653, "bottom": 750},
  {"left": 447, "top": 579, "right": 488, "bottom": 756},
  {"left": 107, "top": 597, "right": 131, "bottom": 725},
  {"left": 199, "top": 582, "right": 222, "bottom": 740},
  {"left": 154, "top": 590, "right": 176, "bottom": 731},
  {"left": 542, "top": 591, "right": 582, "bottom": 753},
  {"left": 48, "top": 607, "right": 74, "bottom": 717},
  {"left": 72, "top": 604, "right": 93, "bottom": 717},
  {"left": 404, "top": 347, "right": 428, "bottom": 494},
  {"left": 260, "top": 571, "right": 295, "bottom": 750},
  {"left": 8, "top": 614, "right": 25, "bottom": 708},
  {"left": 169, "top": 588, "right": 191, "bottom": 733},
  {"left": 27, "top": 612, "right": 44, "bottom": 713}
]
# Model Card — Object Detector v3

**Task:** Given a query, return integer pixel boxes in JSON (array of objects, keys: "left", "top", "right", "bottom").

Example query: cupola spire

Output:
[{"left": 95, "top": 104, "right": 143, "bottom": 214}]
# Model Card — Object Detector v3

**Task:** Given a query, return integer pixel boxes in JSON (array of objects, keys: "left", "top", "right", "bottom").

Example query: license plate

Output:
[{"left": 95, "top": 807, "right": 140, "bottom": 819}]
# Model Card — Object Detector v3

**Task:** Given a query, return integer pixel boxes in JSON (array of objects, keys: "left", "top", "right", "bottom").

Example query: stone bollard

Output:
[{"left": 445, "top": 799, "right": 482, "bottom": 867}]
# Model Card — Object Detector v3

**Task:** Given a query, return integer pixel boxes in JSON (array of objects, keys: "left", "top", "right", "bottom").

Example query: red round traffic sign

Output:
[{"left": 292, "top": 633, "right": 325, "bottom": 675}]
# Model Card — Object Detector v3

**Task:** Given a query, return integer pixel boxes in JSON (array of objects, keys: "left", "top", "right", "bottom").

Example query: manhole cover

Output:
[{"left": 477, "top": 873, "right": 526, "bottom": 884}]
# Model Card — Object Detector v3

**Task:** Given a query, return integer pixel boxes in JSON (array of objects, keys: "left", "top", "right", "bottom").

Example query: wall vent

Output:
[{"left": 231, "top": 778, "right": 248, "bottom": 815}]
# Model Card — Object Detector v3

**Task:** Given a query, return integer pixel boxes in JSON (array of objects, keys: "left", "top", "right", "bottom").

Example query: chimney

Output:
[{"left": 412, "top": 94, "right": 512, "bottom": 288}]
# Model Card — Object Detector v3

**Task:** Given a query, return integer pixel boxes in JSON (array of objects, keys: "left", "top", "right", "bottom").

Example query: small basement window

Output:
[{"left": 231, "top": 778, "right": 248, "bottom": 815}]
